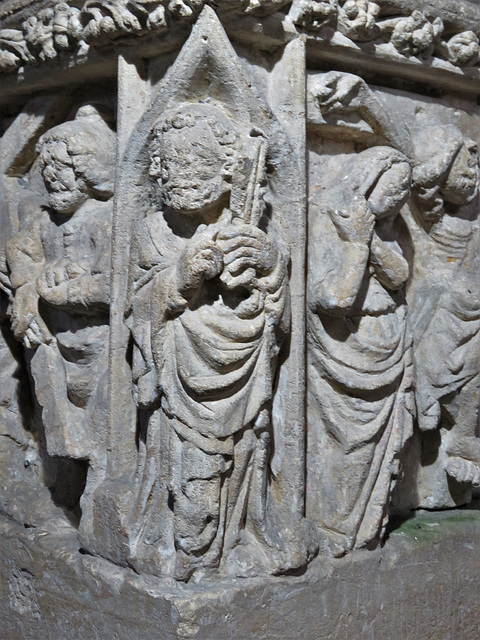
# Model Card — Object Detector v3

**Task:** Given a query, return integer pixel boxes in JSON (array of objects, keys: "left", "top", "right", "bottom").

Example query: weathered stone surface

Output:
[
  {"left": 1, "top": 507, "right": 480, "bottom": 639},
  {"left": 2, "top": 0, "right": 480, "bottom": 634}
]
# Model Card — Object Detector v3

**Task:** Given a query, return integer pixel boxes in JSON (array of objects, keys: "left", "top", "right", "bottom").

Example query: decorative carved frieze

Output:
[{"left": 1, "top": 0, "right": 480, "bottom": 79}]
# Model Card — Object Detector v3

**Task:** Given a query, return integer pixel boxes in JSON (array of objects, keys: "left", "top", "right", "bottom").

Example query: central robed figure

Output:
[{"left": 125, "top": 102, "right": 290, "bottom": 580}]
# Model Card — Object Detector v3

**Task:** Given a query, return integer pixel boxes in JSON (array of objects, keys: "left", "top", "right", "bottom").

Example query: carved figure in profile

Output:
[
  {"left": 5, "top": 106, "right": 115, "bottom": 461},
  {"left": 310, "top": 70, "right": 480, "bottom": 504},
  {"left": 307, "top": 147, "right": 414, "bottom": 556},
  {"left": 410, "top": 125, "right": 480, "bottom": 502},
  {"left": 125, "top": 102, "right": 301, "bottom": 580}
]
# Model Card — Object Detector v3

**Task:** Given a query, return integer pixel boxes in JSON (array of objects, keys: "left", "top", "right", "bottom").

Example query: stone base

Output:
[{"left": 1, "top": 507, "right": 480, "bottom": 640}]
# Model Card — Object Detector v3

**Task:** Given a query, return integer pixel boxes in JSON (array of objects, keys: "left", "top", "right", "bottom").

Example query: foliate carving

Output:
[
  {"left": 388, "top": 10, "right": 443, "bottom": 57},
  {"left": 437, "top": 31, "right": 480, "bottom": 67},
  {"left": 2, "top": 1, "right": 480, "bottom": 77},
  {"left": 290, "top": 0, "right": 382, "bottom": 37},
  {"left": 81, "top": 0, "right": 289, "bottom": 42},
  {"left": 0, "top": 28, "right": 35, "bottom": 72},
  {"left": 81, "top": 0, "right": 169, "bottom": 43},
  {"left": 289, "top": 2, "right": 479, "bottom": 70},
  {"left": 337, "top": 0, "right": 379, "bottom": 42},
  {"left": 307, "top": 146, "right": 414, "bottom": 556},
  {"left": 23, "top": 3, "right": 84, "bottom": 60},
  {"left": 289, "top": 0, "right": 337, "bottom": 30},
  {"left": 5, "top": 106, "right": 115, "bottom": 460},
  {"left": 0, "top": 3, "right": 87, "bottom": 73}
]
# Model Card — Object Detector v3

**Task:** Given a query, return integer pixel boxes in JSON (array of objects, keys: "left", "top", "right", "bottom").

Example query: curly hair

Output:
[
  {"left": 411, "top": 124, "right": 466, "bottom": 221},
  {"left": 37, "top": 105, "right": 116, "bottom": 200},
  {"left": 149, "top": 103, "right": 239, "bottom": 181}
]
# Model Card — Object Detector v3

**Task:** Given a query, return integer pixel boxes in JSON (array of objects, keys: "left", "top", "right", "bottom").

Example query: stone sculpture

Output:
[
  {"left": 410, "top": 125, "right": 480, "bottom": 506},
  {"left": 307, "top": 146, "right": 414, "bottom": 555},
  {"left": 2, "top": 1, "right": 480, "bottom": 636},
  {"left": 74, "top": 8, "right": 313, "bottom": 582},
  {"left": 5, "top": 105, "right": 115, "bottom": 461},
  {"left": 309, "top": 69, "right": 480, "bottom": 512},
  {"left": 124, "top": 102, "right": 290, "bottom": 580}
]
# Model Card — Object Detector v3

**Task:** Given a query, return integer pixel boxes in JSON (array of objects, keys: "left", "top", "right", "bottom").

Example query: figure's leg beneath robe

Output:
[
  {"left": 223, "top": 412, "right": 317, "bottom": 576},
  {"left": 169, "top": 428, "right": 231, "bottom": 581},
  {"left": 307, "top": 362, "right": 411, "bottom": 556},
  {"left": 318, "top": 436, "right": 377, "bottom": 556},
  {"left": 417, "top": 375, "right": 480, "bottom": 507},
  {"left": 224, "top": 411, "right": 271, "bottom": 547}
]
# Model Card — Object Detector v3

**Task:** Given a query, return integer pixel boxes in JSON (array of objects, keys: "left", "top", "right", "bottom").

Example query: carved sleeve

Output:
[
  {"left": 126, "top": 214, "right": 186, "bottom": 408},
  {"left": 67, "top": 205, "right": 113, "bottom": 311},
  {"left": 308, "top": 210, "right": 370, "bottom": 316},
  {"left": 5, "top": 215, "right": 45, "bottom": 290}
]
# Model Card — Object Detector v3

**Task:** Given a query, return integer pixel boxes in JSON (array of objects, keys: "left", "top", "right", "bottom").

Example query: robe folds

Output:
[
  {"left": 124, "top": 210, "right": 288, "bottom": 577},
  {"left": 307, "top": 148, "right": 414, "bottom": 555},
  {"left": 412, "top": 218, "right": 480, "bottom": 431},
  {"left": 308, "top": 295, "right": 414, "bottom": 552}
]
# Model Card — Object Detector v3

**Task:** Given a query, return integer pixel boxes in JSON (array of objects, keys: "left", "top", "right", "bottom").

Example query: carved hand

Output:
[
  {"left": 316, "top": 71, "right": 369, "bottom": 114},
  {"left": 37, "top": 258, "right": 88, "bottom": 306},
  {"left": 176, "top": 226, "right": 224, "bottom": 295},
  {"left": 328, "top": 198, "right": 375, "bottom": 245},
  {"left": 216, "top": 224, "right": 279, "bottom": 289},
  {"left": 217, "top": 225, "right": 278, "bottom": 274},
  {"left": 8, "top": 283, "right": 52, "bottom": 348},
  {"left": 369, "top": 234, "right": 409, "bottom": 290},
  {"left": 0, "top": 251, "right": 12, "bottom": 295}
]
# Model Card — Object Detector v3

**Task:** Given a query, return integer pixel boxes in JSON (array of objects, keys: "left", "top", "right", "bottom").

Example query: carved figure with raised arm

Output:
[
  {"left": 307, "top": 147, "right": 414, "bottom": 556},
  {"left": 309, "top": 70, "right": 413, "bottom": 156},
  {"left": 409, "top": 125, "right": 480, "bottom": 505},
  {"left": 310, "top": 71, "right": 480, "bottom": 506}
]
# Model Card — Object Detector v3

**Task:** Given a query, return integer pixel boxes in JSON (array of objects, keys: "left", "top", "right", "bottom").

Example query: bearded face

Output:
[
  {"left": 39, "top": 140, "right": 89, "bottom": 215},
  {"left": 441, "top": 141, "right": 480, "bottom": 207},
  {"left": 152, "top": 120, "right": 234, "bottom": 214}
]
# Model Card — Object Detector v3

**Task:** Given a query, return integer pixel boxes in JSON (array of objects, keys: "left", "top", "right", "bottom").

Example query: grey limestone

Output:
[{"left": 1, "top": 0, "right": 480, "bottom": 637}]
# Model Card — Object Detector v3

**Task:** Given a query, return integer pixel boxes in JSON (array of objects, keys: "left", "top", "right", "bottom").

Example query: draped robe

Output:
[
  {"left": 125, "top": 209, "right": 288, "bottom": 578},
  {"left": 307, "top": 149, "right": 414, "bottom": 555}
]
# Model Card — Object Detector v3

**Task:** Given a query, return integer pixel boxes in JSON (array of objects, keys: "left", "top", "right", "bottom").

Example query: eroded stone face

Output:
[{"left": 1, "top": 2, "right": 480, "bottom": 609}]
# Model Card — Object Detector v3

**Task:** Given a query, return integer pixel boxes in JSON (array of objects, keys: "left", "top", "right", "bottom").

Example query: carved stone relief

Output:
[
  {"left": 2, "top": 0, "right": 480, "bottom": 621},
  {"left": 72, "top": 8, "right": 314, "bottom": 582},
  {"left": 1, "top": 96, "right": 116, "bottom": 531},
  {"left": 306, "top": 143, "right": 414, "bottom": 556},
  {"left": 5, "top": 105, "right": 115, "bottom": 461},
  {"left": 306, "top": 71, "right": 480, "bottom": 539},
  {"left": 409, "top": 124, "right": 480, "bottom": 507}
]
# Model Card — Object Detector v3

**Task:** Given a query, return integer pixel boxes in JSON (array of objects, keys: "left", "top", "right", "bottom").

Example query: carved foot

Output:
[
  {"left": 224, "top": 518, "right": 318, "bottom": 578},
  {"left": 316, "top": 526, "right": 351, "bottom": 558}
]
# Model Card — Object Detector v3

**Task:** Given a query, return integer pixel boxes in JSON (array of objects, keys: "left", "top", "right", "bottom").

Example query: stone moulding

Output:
[{"left": 2, "top": 0, "right": 480, "bottom": 88}]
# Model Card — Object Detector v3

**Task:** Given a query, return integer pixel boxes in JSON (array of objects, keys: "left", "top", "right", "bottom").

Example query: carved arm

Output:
[
  {"left": 309, "top": 201, "right": 374, "bottom": 316},
  {"left": 369, "top": 235, "right": 409, "bottom": 291},
  {"left": 309, "top": 71, "right": 413, "bottom": 158}
]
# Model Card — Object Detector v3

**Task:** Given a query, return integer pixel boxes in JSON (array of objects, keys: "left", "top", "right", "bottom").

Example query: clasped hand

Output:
[
  {"left": 37, "top": 258, "right": 88, "bottom": 306},
  {"left": 177, "top": 224, "right": 279, "bottom": 294}
]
